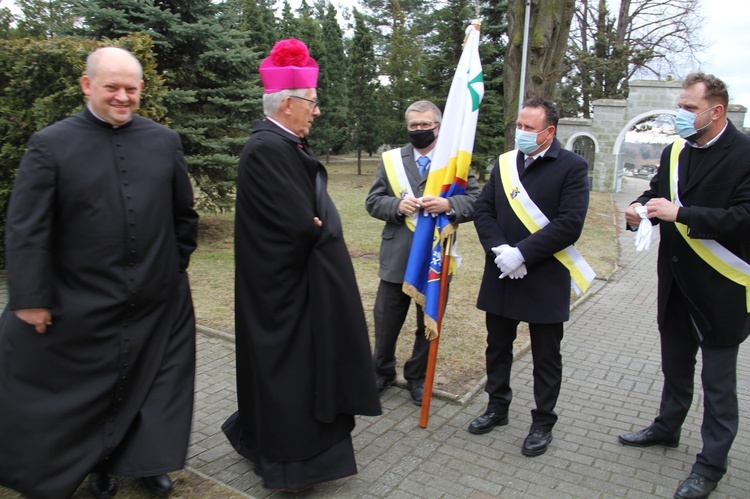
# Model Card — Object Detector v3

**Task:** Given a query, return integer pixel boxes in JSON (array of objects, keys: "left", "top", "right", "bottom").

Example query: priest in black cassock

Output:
[
  {"left": 221, "top": 39, "right": 381, "bottom": 492},
  {"left": 0, "top": 47, "right": 199, "bottom": 498}
]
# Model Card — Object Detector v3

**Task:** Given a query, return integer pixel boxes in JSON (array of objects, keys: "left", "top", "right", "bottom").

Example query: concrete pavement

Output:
[
  {"left": 187, "top": 175, "right": 749, "bottom": 498},
  {"left": 0, "top": 175, "right": 747, "bottom": 498}
]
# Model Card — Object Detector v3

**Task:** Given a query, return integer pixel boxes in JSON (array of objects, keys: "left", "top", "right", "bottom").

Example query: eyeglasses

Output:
[
  {"left": 290, "top": 95, "right": 319, "bottom": 109},
  {"left": 407, "top": 121, "right": 440, "bottom": 131}
]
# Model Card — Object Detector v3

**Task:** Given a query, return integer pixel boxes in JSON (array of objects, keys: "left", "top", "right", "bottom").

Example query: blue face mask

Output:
[
  {"left": 515, "top": 127, "right": 550, "bottom": 155},
  {"left": 674, "top": 106, "right": 715, "bottom": 139}
]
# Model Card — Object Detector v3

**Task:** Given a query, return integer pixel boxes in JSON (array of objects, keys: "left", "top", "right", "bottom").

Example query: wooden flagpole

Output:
[{"left": 419, "top": 232, "right": 454, "bottom": 428}]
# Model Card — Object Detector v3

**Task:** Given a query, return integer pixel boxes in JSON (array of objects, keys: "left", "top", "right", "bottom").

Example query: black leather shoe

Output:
[
  {"left": 140, "top": 474, "right": 173, "bottom": 497},
  {"left": 674, "top": 473, "right": 717, "bottom": 499},
  {"left": 522, "top": 429, "right": 552, "bottom": 456},
  {"left": 376, "top": 375, "right": 397, "bottom": 394},
  {"left": 408, "top": 382, "right": 424, "bottom": 406},
  {"left": 618, "top": 426, "right": 679, "bottom": 448},
  {"left": 87, "top": 472, "right": 118, "bottom": 499},
  {"left": 467, "top": 411, "right": 509, "bottom": 434}
]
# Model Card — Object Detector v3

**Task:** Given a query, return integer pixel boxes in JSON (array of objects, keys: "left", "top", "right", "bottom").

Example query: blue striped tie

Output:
[{"left": 417, "top": 156, "right": 431, "bottom": 178}]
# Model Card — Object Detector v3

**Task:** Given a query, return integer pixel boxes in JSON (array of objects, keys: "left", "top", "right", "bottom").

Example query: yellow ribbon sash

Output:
[
  {"left": 382, "top": 148, "right": 418, "bottom": 232},
  {"left": 498, "top": 150, "right": 595, "bottom": 294},
  {"left": 668, "top": 138, "right": 750, "bottom": 310}
]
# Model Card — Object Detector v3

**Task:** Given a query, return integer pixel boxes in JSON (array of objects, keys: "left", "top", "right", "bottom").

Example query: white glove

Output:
[
  {"left": 492, "top": 244, "right": 510, "bottom": 270},
  {"left": 491, "top": 244, "right": 509, "bottom": 256},
  {"left": 634, "top": 205, "right": 653, "bottom": 252},
  {"left": 498, "top": 247, "right": 524, "bottom": 278},
  {"left": 504, "top": 263, "right": 527, "bottom": 279}
]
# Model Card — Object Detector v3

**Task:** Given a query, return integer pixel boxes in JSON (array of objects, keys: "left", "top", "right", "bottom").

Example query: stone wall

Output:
[{"left": 556, "top": 79, "right": 749, "bottom": 193}]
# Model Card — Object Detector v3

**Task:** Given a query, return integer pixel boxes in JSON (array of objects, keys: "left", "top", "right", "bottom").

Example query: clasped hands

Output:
[
  {"left": 491, "top": 244, "right": 527, "bottom": 279},
  {"left": 399, "top": 195, "right": 451, "bottom": 216}
]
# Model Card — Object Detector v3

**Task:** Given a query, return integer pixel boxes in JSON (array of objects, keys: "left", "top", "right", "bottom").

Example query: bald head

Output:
[
  {"left": 85, "top": 47, "right": 143, "bottom": 81},
  {"left": 81, "top": 47, "right": 144, "bottom": 126}
]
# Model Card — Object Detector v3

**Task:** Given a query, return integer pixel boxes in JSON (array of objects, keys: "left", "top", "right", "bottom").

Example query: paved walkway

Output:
[
  {"left": 1, "top": 176, "right": 747, "bottom": 498},
  {"left": 188, "top": 176, "right": 750, "bottom": 498}
]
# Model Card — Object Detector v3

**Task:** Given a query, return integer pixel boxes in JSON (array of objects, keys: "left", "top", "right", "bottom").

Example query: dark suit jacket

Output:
[
  {"left": 365, "top": 144, "right": 480, "bottom": 284},
  {"left": 474, "top": 138, "right": 590, "bottom": 323},
  {"left": 634, "top": 120, "right": 750, "bottom": 346}
]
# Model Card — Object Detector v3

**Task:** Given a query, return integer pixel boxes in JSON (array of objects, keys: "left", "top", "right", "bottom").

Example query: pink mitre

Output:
[{"left": 259, "top": 39, "right": 319, "bottom": 94}]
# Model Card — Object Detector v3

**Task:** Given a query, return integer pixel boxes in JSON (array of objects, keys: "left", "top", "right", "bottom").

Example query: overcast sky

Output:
[{"left": 695, "top": 0, "right": 750, "bottom": 127}]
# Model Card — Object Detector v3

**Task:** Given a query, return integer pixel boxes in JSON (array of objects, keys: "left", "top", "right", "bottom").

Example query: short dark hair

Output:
[
  {"left": 522, "top": 97, "right": 559, "bottom": 128},
  {"left": 683, "top": 72, "right": 729, "bottom": 110}
]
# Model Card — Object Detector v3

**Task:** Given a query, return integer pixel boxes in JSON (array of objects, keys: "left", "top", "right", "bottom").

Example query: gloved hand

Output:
[
  {"left": 634, "top": 205, "right": 653, "bottom": 252},
  {"left": 492, "top": 244, "right": 510, "bottom": 270},
  {"left": 498, "top": 246, "right": 524, "bottom": 278},
  {"left": 491, "top": 244, "right": 509, "bottom": 256},
  {"left": 504, "top": 263, "right": 527, "bottom": 279},
  {"left": 500, "top": 263, "right": 527, "bottom": 279}
]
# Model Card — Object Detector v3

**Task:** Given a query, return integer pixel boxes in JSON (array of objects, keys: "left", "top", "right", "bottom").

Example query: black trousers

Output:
[
  {"left": 651, "top": 285, "right": 739, "bottom": 482},
  {"left": 484, "top": 313, "right": 564, "bottom": 431},
  {"left": 372, "top": 280, "right": 430, "bottom": 384}
]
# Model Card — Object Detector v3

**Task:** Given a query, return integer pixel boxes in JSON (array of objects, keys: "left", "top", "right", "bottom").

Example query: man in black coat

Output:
[
  {"left": 221, "top": 39, "right": 381, "bottom": 493},
  {"left": 366, "top": 100, "right": 480, "bottom": 406},
  {"left": 0, "top": 47, "right": 198, "bottom": 498},
  {"left": 620, "top": 73, "right": 750, "bottom": 499},
  {"left": 469, "top": 98, "right": 591, "bottom": 457}
]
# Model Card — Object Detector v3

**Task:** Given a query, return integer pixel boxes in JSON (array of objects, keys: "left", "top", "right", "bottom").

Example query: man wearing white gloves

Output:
[{"left": 469, "top": 98, "right": 590, "bottom": 457}]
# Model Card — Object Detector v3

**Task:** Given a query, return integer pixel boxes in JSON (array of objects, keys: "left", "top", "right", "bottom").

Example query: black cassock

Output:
[
  {"left": 0, "top": 108, "right": 198, "bottom": 498},
  {"left": 222, "top": 119, "right": 381, "bottom": 492}
]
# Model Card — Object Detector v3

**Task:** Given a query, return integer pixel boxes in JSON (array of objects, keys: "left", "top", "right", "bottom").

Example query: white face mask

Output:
[
  {"left": 674, "top": 106, "right": 715, "bottom": 140},
  {"left": 515, "top": 127, "right": 550, "bottom": 155}
]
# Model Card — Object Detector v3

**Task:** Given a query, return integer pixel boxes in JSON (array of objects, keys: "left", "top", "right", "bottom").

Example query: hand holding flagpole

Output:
[{"left": 405, "top": 20, "right": 483, "bottom": 428}]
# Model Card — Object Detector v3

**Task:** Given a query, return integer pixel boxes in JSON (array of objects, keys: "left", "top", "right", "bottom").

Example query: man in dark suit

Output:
[
  {"left": 469, "top": 98, "right": 590, "bottom": 457},
  {"left": 366, "top": 100, "right": 480, "bottom": 406},
  {"left": 620, "top": 73, "right": 750, "bottom": 499}
]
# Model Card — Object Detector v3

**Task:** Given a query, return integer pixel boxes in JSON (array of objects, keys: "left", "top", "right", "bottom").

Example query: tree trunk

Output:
[{"left": 504, "top": 0, "right": 576, "bottom": 142}]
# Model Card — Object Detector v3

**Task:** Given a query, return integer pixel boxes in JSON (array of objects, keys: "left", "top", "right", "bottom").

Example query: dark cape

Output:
[
  {"left": 222, "top": 119, "right": 381, "bottom": 492},
  {"left": 0, "top": 108, "right": 199, "bottom": 498}
]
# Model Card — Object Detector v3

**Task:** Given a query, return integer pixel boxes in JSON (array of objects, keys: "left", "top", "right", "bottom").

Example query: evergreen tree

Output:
[
  {"left": 474, "top": 0, "right": 507, "bottom": 180},
  {"left": 0, "top": 7, "right": 18, "bottom": 39},
  {"left": 0, "top": 34, "right": 165, "bottom": 265},
  {"left": 278, "top": 0, "right": 300, "bottom": 39},
  {"left": 349, "top": 8, "right": 380, "bottom": 173},
  {"left": 380, "top": 0, "right": 423, "bottom": 147},
  {"left": 422, "top": 0, "right": 475, "bottom": 105},
  {"left": 310, "top": 2, "right": 349, "bottom": 162},
  {"left": 239, "top": 0, "right": 276, "bottom": 53},
  {"left": 14, "top": 0, "right": 77, "bottom": 39},
  {"left": 68, "top": 0, "right": 262, "bottom": 211}
]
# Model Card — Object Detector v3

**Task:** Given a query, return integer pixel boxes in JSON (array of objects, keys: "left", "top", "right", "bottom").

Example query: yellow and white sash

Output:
[
  {"left": 498, "top": 150, "right": 595, "bottom": 294},
  {"left": 382, "top": 148, "right": 418, "bottom": 232},
  {"left": 669, "top": 138, "right": 750, "bottom": 310}
]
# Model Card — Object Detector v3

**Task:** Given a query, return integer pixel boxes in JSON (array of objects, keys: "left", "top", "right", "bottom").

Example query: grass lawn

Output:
[{"left": 190, "top": 157, "right": 620, "bottom": 398}]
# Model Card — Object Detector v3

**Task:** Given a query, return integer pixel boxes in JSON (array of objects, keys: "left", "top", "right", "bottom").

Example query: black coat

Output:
[
  {"left": 474, "top": 138, "right": 590, "bottom": 323},
  {"left": 227, "top": 119, "right": 381, "bottom": 463},
  {"left": 635, "top": 120, "right": 750, "bottom": 346},
  {"left": 0, "top": 108, "right": 199, "bottom": 498}
]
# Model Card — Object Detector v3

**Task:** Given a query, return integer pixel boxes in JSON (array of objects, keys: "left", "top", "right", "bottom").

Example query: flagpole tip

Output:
[{"left": 465, "top": 20, "right": 481, "bottom": 38}]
